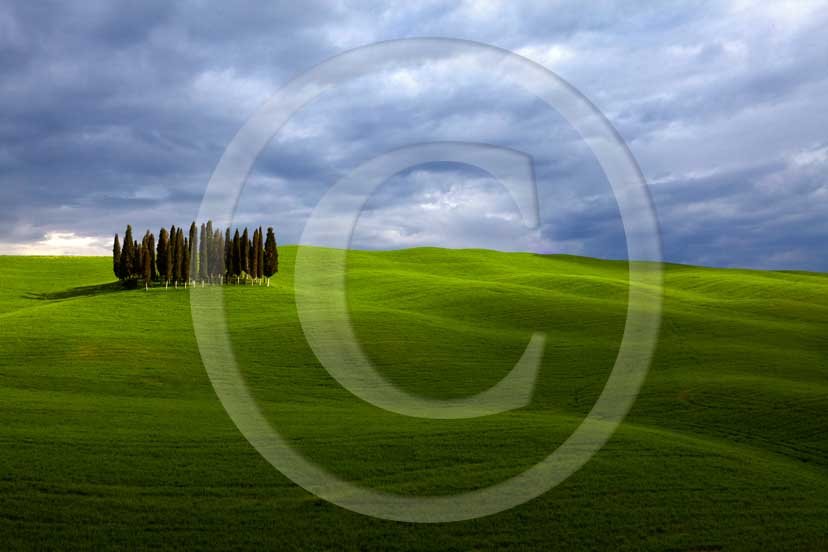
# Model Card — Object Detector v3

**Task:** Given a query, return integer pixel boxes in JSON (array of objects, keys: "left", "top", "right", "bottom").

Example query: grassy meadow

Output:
[{"left": 0, "top": 247, "right": 826, "bottom": 550}]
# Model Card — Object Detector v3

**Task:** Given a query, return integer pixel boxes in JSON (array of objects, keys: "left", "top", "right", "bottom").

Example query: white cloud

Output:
[
  {"left": 516, "top": 44, "right": 575, "bottom": 68},
  {"left": 350, "top": 170, "right": 555, "bottom": 252},
  {"left": 0, "top": 232, "right": 110, "bottom": 256},
  {"left": 790, "top": 145, "right": 828, "bottom": 168},
  {"left": 190, "top": 69, "right": 273, "bottom": 117}
]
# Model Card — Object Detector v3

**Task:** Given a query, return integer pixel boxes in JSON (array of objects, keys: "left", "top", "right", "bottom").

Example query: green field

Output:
[{"left": 1, "top": 248, "right": 826, "bottom": 550}]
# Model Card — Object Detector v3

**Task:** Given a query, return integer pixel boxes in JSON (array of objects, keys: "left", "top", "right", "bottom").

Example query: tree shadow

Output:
[{"left": 24, "top": 281, "right": 128, "bottom": 301}]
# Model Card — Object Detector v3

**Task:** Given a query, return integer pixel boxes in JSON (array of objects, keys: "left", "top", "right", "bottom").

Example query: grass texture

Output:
[{"left": 0, "top": 247, "right": 826, "bottom": 550}]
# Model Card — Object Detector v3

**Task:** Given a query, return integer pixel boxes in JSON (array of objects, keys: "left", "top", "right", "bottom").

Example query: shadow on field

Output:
[{"left": 25, "top": 281, "right": 127, "bottom": 301}]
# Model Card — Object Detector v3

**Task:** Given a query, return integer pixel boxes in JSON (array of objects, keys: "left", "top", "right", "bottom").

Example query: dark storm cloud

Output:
[{"left": 0, "top": 1, "right": 826, "bottom": 270}]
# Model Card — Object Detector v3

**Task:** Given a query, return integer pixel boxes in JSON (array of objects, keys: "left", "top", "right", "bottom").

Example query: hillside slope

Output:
[{"left": 0, "top": 248, "right": 826, "bottom": 550}]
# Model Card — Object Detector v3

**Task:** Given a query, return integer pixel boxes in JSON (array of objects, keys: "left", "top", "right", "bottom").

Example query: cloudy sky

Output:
[{"left": 1, "top": 1, "right": 826, "bottom": 270}]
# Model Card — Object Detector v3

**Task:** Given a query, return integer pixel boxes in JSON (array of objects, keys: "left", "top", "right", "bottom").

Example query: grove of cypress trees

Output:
[
  {"left": 113, "top": 234, "right": 122, "bottom": 280},
  {"left": 112, "top": 222, "right": 280, "bottom": 290},
  {"left": 263, "top": 227, "right": 278, "bottom": 287}
]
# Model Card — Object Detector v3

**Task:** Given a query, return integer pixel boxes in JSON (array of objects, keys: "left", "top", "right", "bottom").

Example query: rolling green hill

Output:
[{"left": 0, "top": 248, "right": 826, "bottom": 550}]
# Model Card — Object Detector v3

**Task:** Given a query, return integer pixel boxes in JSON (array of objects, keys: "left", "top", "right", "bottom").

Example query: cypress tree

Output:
[
  {"left": 142, "top": 247, "right": 152, "bottom": 290},
  {"left": 157, "top": 228, "right": 169, "bottom": 287},
  {"left": 174, "top": 228, "right": 184, "bottom": 287},
  {"left": 133, "top": 240, "right": 141, "bottom": 280},
  {"left": 140, "top": 232, "right": 147, "bottom": 273},
  {"left": 169, "top": 225, "right": 177, "bottom": 276},
  {"left": 121, "top": 225, "right": 135, "bottom": 280},
  {"left": 178, "top": 229, "right": 185, "bottom": 284},
  {"left": 214, "top": 229, "right": 224, "bottom": 284},
  {"left": 141, "top": 230, "right": 153, "bottom": 280},
  {"left": 199, "top": 223, "right": 207, "bottom": 283},
  {"left": 136, "top": 240, "right": 145, "bottom": 278},
  {"left": 224, "top": 228, "right": 232, "bottom": 280},
  {"left": 241, "top": 228, "right": 250, "bottom": 280},
  {"left": 204, "top": 220, "right": 214, "bottom": 266},
  {"left": 182, "top": 239, "right": 190, "bottom": 287},
  {"left": 232, "top": 229, "right": 241, "bottom": 283},
  {"left": 164, "top": 235, "right": 173, "bottom": 288},
  {"left": 251, "top": 228, "right": 259, "bottom": 284},
  {"left": 148, "top": 232, "right": 157, "bottom": 281},
  {"left": 263, "top": 227, "right": 278, "bottom": 287},
  {"left": 204, "top": 221, "right": 212, "bottom": 283},
  {"left": 113, "top": 234, "right": 122, "bottom": 280},
  {"left": 189, "top": 222, "right": 198, "bottom": 284},
  {"left": 248, "top": 232, "right": 255, "bottom": 285},
  {"left": 257, "top": 226, "right": 264, "bottom": 283}
]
